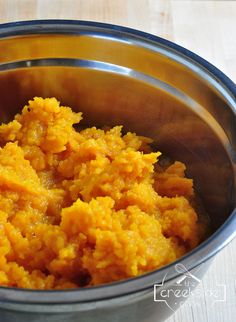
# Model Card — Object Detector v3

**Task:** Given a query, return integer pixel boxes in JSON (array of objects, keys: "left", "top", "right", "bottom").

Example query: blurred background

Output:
[
  {"left": 0, "top": 0, "right": 235, "bottom": 82},
  {"left": 0, "top": 1, "right": 235, "bottom": 322}
]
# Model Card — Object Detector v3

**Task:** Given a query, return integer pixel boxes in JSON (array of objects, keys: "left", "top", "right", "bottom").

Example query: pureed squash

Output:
[{"left": 0, "top": 97, "right": 206, "bottom": 289}]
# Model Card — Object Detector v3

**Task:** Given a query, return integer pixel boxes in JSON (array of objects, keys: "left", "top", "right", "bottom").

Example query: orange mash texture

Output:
[{"left": 0, "top": 97, "right": 203, "bottom": 289}]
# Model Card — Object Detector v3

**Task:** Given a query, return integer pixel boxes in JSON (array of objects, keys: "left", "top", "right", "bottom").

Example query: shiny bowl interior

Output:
[{"left": 0, "top": 20, "right": 235, "bottom": 304}]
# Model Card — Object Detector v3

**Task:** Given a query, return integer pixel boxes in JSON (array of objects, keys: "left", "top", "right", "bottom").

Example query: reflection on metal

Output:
[{"left": 0, "top": 21, "right": 235, "bottom": 320}]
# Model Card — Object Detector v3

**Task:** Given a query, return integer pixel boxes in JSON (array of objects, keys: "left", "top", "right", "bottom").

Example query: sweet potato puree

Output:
[{"left": 0, "top": 97, "right": 205, "bottom": 289}]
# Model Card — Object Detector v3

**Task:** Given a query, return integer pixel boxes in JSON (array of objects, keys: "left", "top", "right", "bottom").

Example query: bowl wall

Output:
[{"left": 0, "top": 20, "right": 235, "bottom": 322}]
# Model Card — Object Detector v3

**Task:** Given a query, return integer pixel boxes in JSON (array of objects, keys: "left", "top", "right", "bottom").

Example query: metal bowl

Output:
[{"left": 0, "top": 20, "right": 235, "bottom": 322}]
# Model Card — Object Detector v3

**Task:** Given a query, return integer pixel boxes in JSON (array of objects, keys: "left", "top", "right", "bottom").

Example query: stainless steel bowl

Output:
[{"left": 0, "top": 20, "right": 235, "bottom": 322}]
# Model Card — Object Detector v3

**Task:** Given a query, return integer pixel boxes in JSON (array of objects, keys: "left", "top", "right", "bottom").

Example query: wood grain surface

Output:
[{"left": 0, "top": 1, "right": 235, "bottom": 322}]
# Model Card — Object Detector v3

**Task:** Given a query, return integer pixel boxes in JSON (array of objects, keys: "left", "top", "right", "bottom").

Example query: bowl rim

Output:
[{"left": 0, "top": 19, "right": 235, "bottom": 305}]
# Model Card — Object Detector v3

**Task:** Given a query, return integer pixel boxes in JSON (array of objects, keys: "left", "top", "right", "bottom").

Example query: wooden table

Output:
[{"left": 0, "top": 1, "right": 235, "bottom": 322}]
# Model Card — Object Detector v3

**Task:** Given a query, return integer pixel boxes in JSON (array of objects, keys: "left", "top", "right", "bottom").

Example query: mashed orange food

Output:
[{"left": 0, "top": 97, "right": 205, "bottom": 289}]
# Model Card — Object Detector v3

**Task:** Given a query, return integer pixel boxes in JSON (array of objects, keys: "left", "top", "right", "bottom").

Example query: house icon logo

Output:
[{"left": 153, "top": 263, "right": 226, "bottom": 312}]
